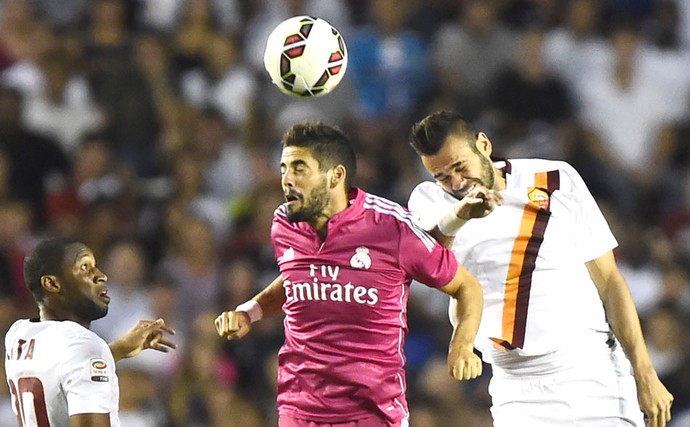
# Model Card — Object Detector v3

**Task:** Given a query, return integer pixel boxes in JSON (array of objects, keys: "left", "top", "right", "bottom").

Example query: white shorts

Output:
[{"left": 488, "top": 342, "right": 645, "bottom": 427}]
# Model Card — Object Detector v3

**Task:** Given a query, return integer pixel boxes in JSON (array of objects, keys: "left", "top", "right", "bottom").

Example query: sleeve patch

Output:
[{"left": 90, "top": 358, "right": 109, "bottom": 382}]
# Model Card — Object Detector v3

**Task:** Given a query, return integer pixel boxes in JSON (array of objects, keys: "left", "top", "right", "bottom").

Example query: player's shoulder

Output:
[
  {"left": 509, "top": 158, "right": 582, "bottom": 185},
  {"left": 509, "top": 158, "right": 575, "bottom": 173},
  {"left": 6, "top": 320, "right": 105, "bottom": 357},
  {"left": 361, "top": 190, "right": 409, "bottom": 220},
  {"left": 408, "top": 180, "right": 451, "bottom": 206},
  {"left": 360, "top": 191, "right": 430, "bottom": 235},
  {"left": 410, "top": 180, "right": 444, "bottom": 197}
]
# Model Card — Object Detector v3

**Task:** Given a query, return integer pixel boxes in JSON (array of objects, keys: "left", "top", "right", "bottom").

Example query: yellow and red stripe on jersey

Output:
[{"left": 491, "top": 170, "right": 560, "bottom": 350}]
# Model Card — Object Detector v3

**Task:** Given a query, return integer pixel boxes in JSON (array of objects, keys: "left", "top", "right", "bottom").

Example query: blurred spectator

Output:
[
  {"left": 347, "top": 0, "right": 431, "bottom": 123},
  {"left": 483, "top": 23, "right": 574, "bottom": 160},
  {"left": 22, "top": 46, "right": 105, "bottom": 155},
  {"left": 156, "top": 213, "right": 222, "bottom": 342},
  {"left": 44, "top": 136, "right": 123, "bottom": 239},
  {"left": 168, "top": 311, "right": 265, "bottom": 427},
  {"left": 615, "top": 221, "right": 666, "bottom": 317},
  {"left": 117, "top": 367, "right": 171, "bottom": 427},
  {"left": 573, "top": 20, "right": 687, "bottom": 223},
  {"left": 646, "top": 0, "right": 684, "bottom": 50},
  {"left": 171, "top": 0, "right": 220, "bottom": 73},
  {"left": 542, "top": 0, "right": 608, "bottom": 89},
  {"left": 1, "top": 9, "right": 58, "bottom": 97},
  {"left": 193, "top": 107, "right": 255, "bottom": 203},
  {"left": 643, "top": 303, "right": 685, "bottom": 379},
  {"left": 94, "top": 30, "right": 177, "bottom": 177},
  {"left": 180, "top": 32, "right": 258, "bottom": 134},
  {"left": 0, "top": 85, "right": 70, "bottom": 225},
  {"left": 0, "top": 200, "right": 34, "bottom": 312},
  {"left": 33, "top": 0, "right": 89, "bottom": 32},
  {"left": 431, "top": 0, "right": 517, "bottom": 120},
  {"left": 0, "top": 0, "right": 37, "bottom": 71}
]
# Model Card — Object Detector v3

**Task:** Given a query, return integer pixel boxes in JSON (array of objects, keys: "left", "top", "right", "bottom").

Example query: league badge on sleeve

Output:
[{"left": 90, "top": 358, "right": 109, "bottom": 382}]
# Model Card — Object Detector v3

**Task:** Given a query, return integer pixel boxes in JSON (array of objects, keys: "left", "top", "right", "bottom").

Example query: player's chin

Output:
[{"left": 285, "top": 205, "right": 306, "bottom": 222}]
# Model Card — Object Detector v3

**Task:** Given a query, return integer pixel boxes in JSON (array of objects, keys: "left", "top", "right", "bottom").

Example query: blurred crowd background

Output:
[{"left": 0, "top": 0, "right": 689, "bottom": 426}]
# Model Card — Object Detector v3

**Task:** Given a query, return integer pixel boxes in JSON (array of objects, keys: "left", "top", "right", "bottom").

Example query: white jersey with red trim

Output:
[
  {"left": 4, "top": 319, "right": 120, "bottom": 427},
  {"left": 409, "top": 159, "right": 616, "bottom": 369}
]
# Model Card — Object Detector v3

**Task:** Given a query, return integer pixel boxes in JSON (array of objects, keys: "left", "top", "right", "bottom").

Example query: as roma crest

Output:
[{"left": 528, "top": 187, "right": 550, "bottom": 211}]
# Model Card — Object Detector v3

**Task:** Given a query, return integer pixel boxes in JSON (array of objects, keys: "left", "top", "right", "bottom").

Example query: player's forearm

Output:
[
  {"left": 108, "top": 341, "right": 128, "bottom": 362},
  {"left": 249, "top": 274, "right": 287, "bottom": 320},
  {"left": 448, "top": 271, "right": 483, "bottom": 349},
  {"left": 598, "top": 273, "right": 655, "bottom": 377}
]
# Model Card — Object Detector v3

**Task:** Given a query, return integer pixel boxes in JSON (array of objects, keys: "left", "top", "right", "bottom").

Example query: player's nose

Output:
[
  {"left": 450, "top": 174, "right": 467, "bottom": 192},
  {"left": 281, "top": 172, "right": 295, "bottom": 188},
  {"left": 94, "top": 268, "right": 108, "bottom": 283}
]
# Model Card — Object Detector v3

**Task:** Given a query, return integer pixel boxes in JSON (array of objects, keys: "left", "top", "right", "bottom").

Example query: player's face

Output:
[
  {"left": 421, "top": 133, "right": 495, "bottom": 200},
  {"left": 280, "top": 146, "right": 331, "bottom": 223},
  {"left": 60, "top": 243, "right": 110, "bottom": 322}
]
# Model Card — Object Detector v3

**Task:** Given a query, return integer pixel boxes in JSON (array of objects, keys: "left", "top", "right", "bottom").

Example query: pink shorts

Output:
[{"left": 278, "top": 414, "right": 404, "bottom": 427}]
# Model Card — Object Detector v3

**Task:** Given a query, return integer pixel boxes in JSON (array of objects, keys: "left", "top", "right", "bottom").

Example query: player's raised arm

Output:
[
  {"left": 108, "top": 318, "right": 177, "bottom": 362},
  {"left": 437, "top": 263, "right": 483, "bottom": 381},
  {"left": 215, "top": 274, "right": 287, "bottom": 340}
]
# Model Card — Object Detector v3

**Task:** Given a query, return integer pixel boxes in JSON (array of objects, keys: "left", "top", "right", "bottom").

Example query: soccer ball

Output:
[{"left": 263, "top": 16, "right": 348, "bottom": 98}]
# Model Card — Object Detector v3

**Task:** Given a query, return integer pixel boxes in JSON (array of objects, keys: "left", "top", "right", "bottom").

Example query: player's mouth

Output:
[
  {"left": 284, "top": 192, "right": 301, "bottom": 205},
  {"left": 99, "top": 289, "right": 111, "bottom": 303},
  {"left": 453, "top": 182, "right": 480, "bottom": 200}
]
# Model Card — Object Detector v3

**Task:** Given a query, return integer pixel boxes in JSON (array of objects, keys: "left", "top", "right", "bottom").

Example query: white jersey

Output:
[
  {"left": 409, "top": 159, "right": 617, "bottom": 371},
  {"left": 4, "top": 319, "right": 120, "bottom": 427}
]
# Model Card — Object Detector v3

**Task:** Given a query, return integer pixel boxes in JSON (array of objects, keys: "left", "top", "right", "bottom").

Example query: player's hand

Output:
[
  {"left": 454, "top": 184, "right": 503, "bottom": 220},
  {"left": 447, "top": 343, "right": 482, "bottom": 381},
  {"left": 109, "top": 318, "right": 177, "bottom": 361},
  {"left": 636, "top": 370, "right": 673, "bottom": 427},
  {"left": 214, "top": 311, "right": 251, "bottom": 340}
]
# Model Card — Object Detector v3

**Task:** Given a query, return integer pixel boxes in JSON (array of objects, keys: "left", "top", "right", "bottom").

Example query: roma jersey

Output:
[
  {"left": 4, "top": 319, "right": 120, "bottom": 427},
  {"left": 271, "top": 188, "right": 458, "bottom": 423},
  {"left": 409, "top": 159, "right": 616, "bottom": 368}
]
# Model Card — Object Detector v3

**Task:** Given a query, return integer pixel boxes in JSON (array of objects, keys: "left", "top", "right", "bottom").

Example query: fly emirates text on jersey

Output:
[{"left": 283, "top": 263, "right": 379, "bottom": 305}]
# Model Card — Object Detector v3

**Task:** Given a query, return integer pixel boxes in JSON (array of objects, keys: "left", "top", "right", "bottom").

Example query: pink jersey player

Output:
[
  {"left": 273, "top": 188, "right": 457, "bottom": 423},
  {"left": 215, "top": 121, "right": 483, "bottom": 427}
]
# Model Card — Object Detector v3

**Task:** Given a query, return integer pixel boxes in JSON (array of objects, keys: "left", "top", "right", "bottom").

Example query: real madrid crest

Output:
[
  {"left": 528, "top": 187, "right": 550, "bottom": 211},
  {"left": 350, "top": 246, "right": 372, "bottom": 269}
]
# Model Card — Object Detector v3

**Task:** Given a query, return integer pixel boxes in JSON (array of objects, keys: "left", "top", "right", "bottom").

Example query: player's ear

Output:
[
  {"left": 41, "top": 275, "right": 61, "bottom": 294},
  {"left": 476, "top": 132, "right": 493, "bottom": 157},
  {"left": 330, "top": 165, "right": 346, "bottom": 188}
]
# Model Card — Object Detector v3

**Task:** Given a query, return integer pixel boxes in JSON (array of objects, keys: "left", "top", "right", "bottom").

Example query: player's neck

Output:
[
  {"left": 39, "top": 305, "right": 91, "bottom": 329},
  {"left": 493, "top": 167, "right": 507, "bottom": 191},
  {"left": 309, "top": 189, "right": 349, "bottom": 241}
]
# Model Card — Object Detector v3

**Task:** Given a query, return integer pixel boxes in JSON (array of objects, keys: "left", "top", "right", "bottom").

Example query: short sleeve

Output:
[
  {"left": 59, "top": 333, "right": 117, "bottom": 416},
  {"left": 408, "top": 181, "right": 455, "bottom": 231},
  {"left": 397, "top": 214, "right": 458, "bottom": 288},
  {"left": 561, "top": 164, "right": 618, "bottom": 262}
]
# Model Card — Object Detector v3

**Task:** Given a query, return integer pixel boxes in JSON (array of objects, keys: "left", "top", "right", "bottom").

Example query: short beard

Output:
[
  {"left": 74, "top": 298, "right": 108, "bottom": 322},
  {"left": 285, "top": 178, "right": 330, "bottom": 223},
  {"left": 450, "top": 155, "right": 495, "bottom": 200}
]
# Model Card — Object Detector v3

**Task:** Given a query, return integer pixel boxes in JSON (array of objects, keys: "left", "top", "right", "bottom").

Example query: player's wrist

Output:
[
  {"left": 235, "top": 300, "right": 263, "bottom": 323},
  {"left": 437, "top": 207, "right": 468, "bottom": 237}
]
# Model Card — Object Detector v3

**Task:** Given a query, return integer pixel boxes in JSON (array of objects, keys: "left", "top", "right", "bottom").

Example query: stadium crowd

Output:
[{"left": 1, "top": 0, "right": 689, "bottom": 426}]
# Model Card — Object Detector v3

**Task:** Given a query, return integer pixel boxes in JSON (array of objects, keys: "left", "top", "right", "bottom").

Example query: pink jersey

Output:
[{"left": 271, "top": 188, "right": 458, "bottom": 423}]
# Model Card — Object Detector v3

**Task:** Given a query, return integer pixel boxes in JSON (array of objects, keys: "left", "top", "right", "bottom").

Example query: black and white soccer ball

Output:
[{"left": 263, "top": 16, "right": 348, "bottom": 98}]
